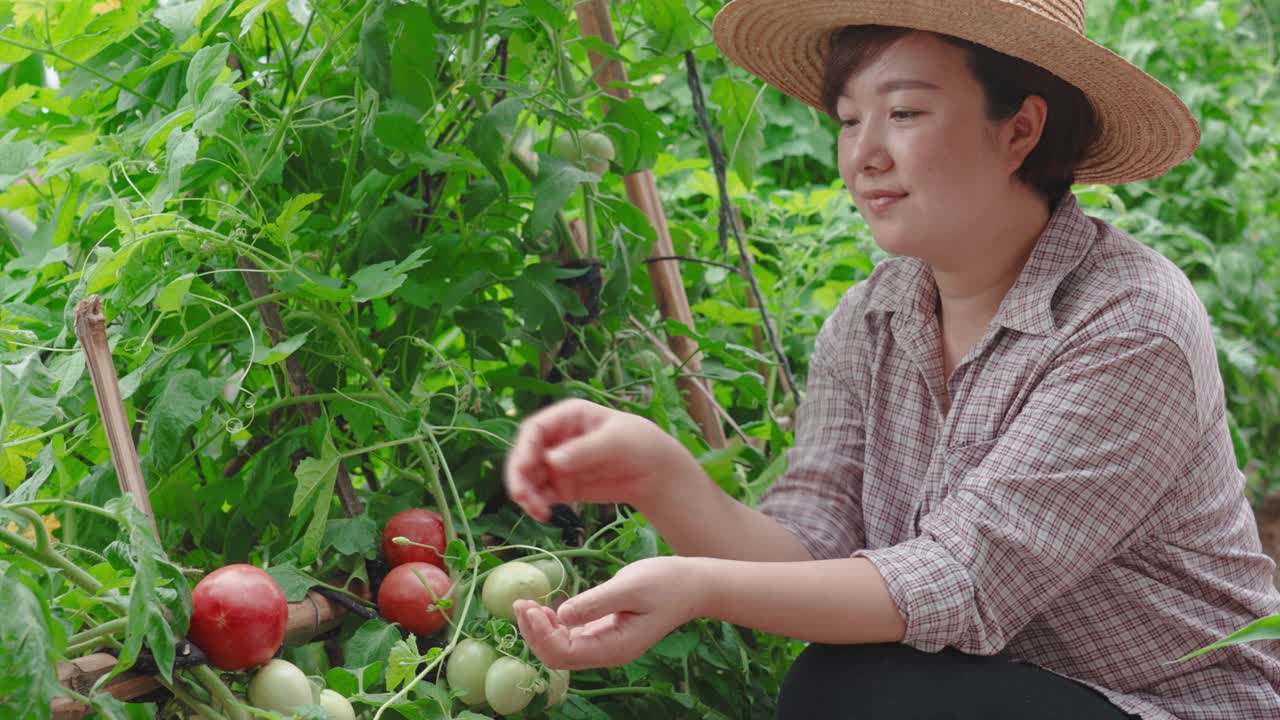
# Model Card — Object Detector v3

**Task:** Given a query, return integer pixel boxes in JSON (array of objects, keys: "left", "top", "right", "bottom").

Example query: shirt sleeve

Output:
[
  {"left": 853, "top": 328, "right": 1199, "bottom": 654},
  {"left": 757, "top": 289, "right": 867, "bottom": 561}
]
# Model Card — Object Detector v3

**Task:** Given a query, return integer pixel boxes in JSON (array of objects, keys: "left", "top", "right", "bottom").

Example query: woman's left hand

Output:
[{"left": 512, "top": 556, "right": 707, "bottom": 670}]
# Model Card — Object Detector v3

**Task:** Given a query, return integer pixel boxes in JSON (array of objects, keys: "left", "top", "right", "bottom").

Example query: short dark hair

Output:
[{"left": 820, "top": 25, "right": 1102, "bottom": 209}]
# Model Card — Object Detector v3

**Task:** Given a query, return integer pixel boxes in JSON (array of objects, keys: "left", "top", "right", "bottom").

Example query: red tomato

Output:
[
  {"left": 188, "top": 564, "right": 288, "bottom": 670},
  {"left": 382, "top": 509, "right": 447, "bottom": 568},
  {"left": 378, "top": 562, "right": 453, "bottom": 636}
]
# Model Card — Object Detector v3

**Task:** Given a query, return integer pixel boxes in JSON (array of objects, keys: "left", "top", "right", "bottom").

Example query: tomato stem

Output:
[
  {"left": 65, "top": 617, "right": 130, "bottom": 656},
  {"left": 189, "top": 665, "right": 249, "bottom": 720}
]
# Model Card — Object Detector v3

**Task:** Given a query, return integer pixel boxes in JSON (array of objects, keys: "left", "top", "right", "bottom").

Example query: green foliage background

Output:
[{"left": 0, "top": 0, "right": 1277, "bottom": 718}]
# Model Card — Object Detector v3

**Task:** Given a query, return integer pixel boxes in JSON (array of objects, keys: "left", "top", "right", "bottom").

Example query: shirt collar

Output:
[{"left": 864, "top": 192, "right": 1098, "bottom": 337}]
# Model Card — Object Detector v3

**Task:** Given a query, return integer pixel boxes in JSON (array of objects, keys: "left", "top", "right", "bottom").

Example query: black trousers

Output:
[{"left": 776, "top": 642, "right": 1138, "bottom": 719}]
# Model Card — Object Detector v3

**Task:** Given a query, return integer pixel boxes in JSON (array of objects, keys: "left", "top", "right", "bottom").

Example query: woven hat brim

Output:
[{"left": 711, "top": 0, "right": 1201, "bottom": 184}]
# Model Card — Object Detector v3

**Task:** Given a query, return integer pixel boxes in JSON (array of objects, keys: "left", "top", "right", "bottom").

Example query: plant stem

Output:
[
  {"left": 66, "top": 617, "right": 129, "bottom": 656},
  {"left": 0, "top": 514, "right": 105, "bottom": 597},
  {"left": 190, "top": 665, "right": 249, "bottom": 720}
]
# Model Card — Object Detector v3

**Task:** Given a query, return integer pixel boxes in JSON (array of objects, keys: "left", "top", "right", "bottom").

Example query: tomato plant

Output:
[
  {"left": 189, "top": 564, "right": 288, "bottom": 671},
  {"left": 378, "top": 562, "right": 454, "bottom": 637},
  {"left": 382, "top": 508, "right": 448, "bottom": 569}
]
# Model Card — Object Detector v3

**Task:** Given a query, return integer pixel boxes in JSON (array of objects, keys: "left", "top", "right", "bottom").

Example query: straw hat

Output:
[{"left": 711, "top": 0, "right": 1200, "bottom": 184}]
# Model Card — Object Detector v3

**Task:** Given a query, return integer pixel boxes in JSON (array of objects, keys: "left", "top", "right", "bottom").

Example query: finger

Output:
[
  {"left": 557, "top": 578, "right": 633, "bottom": 626},
  {"left": 506, "top": 402, "right": 599, "bottom": 520}
]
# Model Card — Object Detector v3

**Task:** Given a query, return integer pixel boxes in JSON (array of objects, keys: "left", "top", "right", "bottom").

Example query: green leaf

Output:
[
  {"left": 351, "top": 247, "right": 430, "bottom": 302},
  {"left": 638, "top": 0, "right": 697, "bottom": 56},
  {"left": 528, "top": 155, "right": 597, "bottom": 239},
  {"left": 112, "top": 499, "right": 192, "bottom": 684},
  {"left": 600, "top": 96, "right": 664, "bottom": 174},
  {"left": 324, "top": 516, "right": 378, "bottom": 557},
  {"left": 265, "top": 193, "right": 324, "bottom": 247},
  {"left": 0, "top": 565, "right": 60, "bottom": 720},
  {"left": 0, "top": 449, "right": 25, "bottom": 489},
  {"left": 155, "top": 128, "right": 198, "bottom": 206},
  {"left": 710, "top": 77, "right": 766, "bottom": 189},
  {"left": 291, "top": 431, "right": 341, "bottom": 565},
  {"left": 358, "top": 3, "right": 392, "bottom": 97},
  {"left": 186, "top": 43, "right": 230, "bottom": 102},
  {"left": 0, "top": 355, "right": 57, "bottom": 428},
  {"left": 344, "top": 619, "right": 401, "bottom": 669},
  {"left": 1174, "top": 614, "right": 1280, "bottom": 662},
  {"left": 0, "top": 130, "right": 41, "bottom": 192},
  {"left": 252, "top": 329, "right": 312, "bottom": 365},
  {"left": 156, "top": 273, "right": 194, "bottom": 313},
  {"left": 141, "top": 370, "right": 217, "bottom": 470},
  {"left": 507, "top": 262, "right": 588, "bottom": 348},
  {"left": 650, "top": 630, "right": 699, "bottom": 658},
  {"left": 266, "top": 562, "right": 319, "bottom": 603},
  {"left": 386, "top": 636, "right": 420, "bottom": 691},
  {"left": 464, "top": 97, "right": 523, "bottom": 195},
  {"left": 387, "top": 3, "right": 439, "bottom": 113}
]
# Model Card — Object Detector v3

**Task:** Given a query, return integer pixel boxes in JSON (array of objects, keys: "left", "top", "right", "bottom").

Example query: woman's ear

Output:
[{"left": 1005, "top": 95, "right": 1049, "bottom": 173}]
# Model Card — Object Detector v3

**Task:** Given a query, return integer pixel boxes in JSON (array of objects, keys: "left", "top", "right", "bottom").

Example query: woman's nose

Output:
[{"left": 845, "top": 124, "right": 893, "bottom": 175}]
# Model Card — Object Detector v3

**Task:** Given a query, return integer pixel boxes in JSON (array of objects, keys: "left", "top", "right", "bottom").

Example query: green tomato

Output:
[
  {"left": 521, "top": 557, "right": 567, "bottom": 595},
  {"left": 447, "top": 638, "right": 500, "bottom": 707},
  {"left": 482, "top": 561, "right": 551, "bottom": 621},
  {"left": 319, "top": 689, "right": 356, "bottom": 720},
  {"left": 580, "top": 132, "right": 616, "bottom": 175},
  {"left": 484, "top": 656, "right": 538, "bottom": 716},
  {"left": 551, "top": 132, "right": 582, "bottom": 164},
  {"left": 546, "top": 668, "right": 570, "bottom": 706},
  {"left": 247, "top": 659, "right": 313, "bottom": 715}
]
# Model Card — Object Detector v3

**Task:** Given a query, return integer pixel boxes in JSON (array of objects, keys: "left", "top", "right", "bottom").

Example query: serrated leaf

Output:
[
  {"left": 113, "top": 499, "right": 191, "bottom": 684},
  {"left": 141, "top": 370, "right": 217, "bottom": 471},
  {"left": 155, "top": 128, "right": 198, "bottom": 206},
  {"left": 710, "top": 76, "right": 766, "bottom": 188},
  {"left": 0, "top": 449, "right": 26, "bottom": 489},
  {"left": 386, "top": 636, "right": 420, "bottom": 691},
  {"left": 638, "top": 0, "right": 696, "bottom": 55},
  {"left": 528, "top": 155, "right": 598, "bottom": 239},
  {"left": 0, "top": 355, "right": 56, "bottom": 428},
  {"left": 0, "top": 566, "right": 60, "bottom": 720},
  {"left": 252, "top": 329, "right": 311, "bottom": 365},
  {"left": 186, "top": 43, "right": 230, "bottom": 102},
  {"left": 266, "top": 562, "right": 318, "bottom": 603},
  {"left": 0, "top": 130, "right": 41, "bottom": 192},
  {"left": 387, "top": 3, "right": 438, "bottom": 113},
  {"left": 292, "top": 432, "right": 341, "bottom": 565},
  {"left": 344, "top": 619, "right": 400, "bottom": 669},
  {"left": 324, "top": 516, "right": 378, "bottom": 557},
  {"left": 351, "top": 247, "right": 430, "bottom": 302},
  {"left": 265, "top": 192, "right": 323, "bottom": 246},
  {"left": 464, "top": 97, "right": 523, "bottom": 195},
  {"left": 156, "top": 273, "right": 194, "bottom": 313}
]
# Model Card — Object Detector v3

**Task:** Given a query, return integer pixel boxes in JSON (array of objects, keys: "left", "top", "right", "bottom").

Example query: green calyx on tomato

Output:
[
  {"left": 446, "top": 638, "right": 500, "bottom": 707},
  {"left": 378, "top": 561, "right": 455, "bottom": 636},
  {"left": 482, "top": 561, "right": 552, "bottom": 621}
]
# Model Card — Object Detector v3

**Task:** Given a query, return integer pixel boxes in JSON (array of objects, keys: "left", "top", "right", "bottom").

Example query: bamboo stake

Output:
[
  {"left": 575, "top": 0, "right": 727, "bottom": 449},
  {"left": 73, "top": 296, "right": 158, "bottom": 541}
]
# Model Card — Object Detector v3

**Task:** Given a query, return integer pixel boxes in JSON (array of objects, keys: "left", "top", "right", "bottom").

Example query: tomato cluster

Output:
[{"left": 183, "top": 507, "right": 571, "bottom": 717}]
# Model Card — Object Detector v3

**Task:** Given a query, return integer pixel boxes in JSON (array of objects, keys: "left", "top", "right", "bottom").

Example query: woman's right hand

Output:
[{"left": 504, "top": 399, "right": 688, "bottom": 523}]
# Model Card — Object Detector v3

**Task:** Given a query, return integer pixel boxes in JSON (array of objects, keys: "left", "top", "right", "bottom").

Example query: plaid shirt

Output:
[{"left": 759, "top": 192, "right": 1280, "bottom": 719}]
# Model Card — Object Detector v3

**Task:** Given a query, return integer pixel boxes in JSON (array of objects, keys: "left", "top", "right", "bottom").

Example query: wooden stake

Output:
[
  {"left": 73, "top": 296, "right": 158, "bottom": 541},
  {"left": 575, "top": 0, "right": 727, "bottom": 449}
]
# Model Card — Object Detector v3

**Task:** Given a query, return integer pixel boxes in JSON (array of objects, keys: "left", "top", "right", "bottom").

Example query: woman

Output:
[{"left": 504, "top": 1, "right": 1280, "bottom": 717}]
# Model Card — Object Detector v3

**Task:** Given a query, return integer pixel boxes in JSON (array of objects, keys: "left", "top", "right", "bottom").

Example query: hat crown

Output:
[{"left": 1011, "top": 0, "right": 1085, "bottom": 34}]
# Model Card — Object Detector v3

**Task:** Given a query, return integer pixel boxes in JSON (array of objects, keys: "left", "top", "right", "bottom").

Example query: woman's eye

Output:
[
  {"left": 839, "top": 118, "right": 859, "bottom": 128},
  {"left": 891, "top": 110, "right": 920, "bottom": 120}
]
